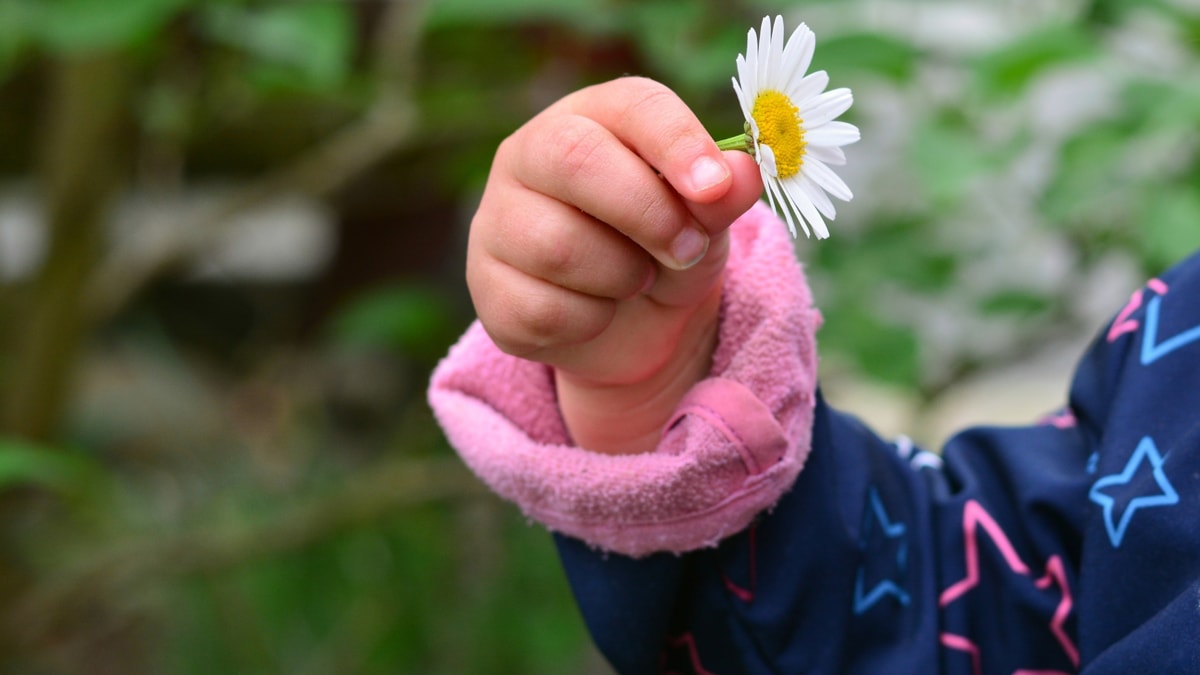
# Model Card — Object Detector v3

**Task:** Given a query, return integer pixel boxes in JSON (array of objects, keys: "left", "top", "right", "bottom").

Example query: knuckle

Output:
[
  {"left": 621, "top": 81, "right": 678, "bottom": 129},
  {"left": 543, "top": 116, "right": 605, "bottom": 184},
  {"left": 484, "top": 326, "right": 532, "bottom": 359},
  {"left": 517, "top": 292, "right": 614, "bottom": 350},
  {"left": 618, "top": 75, "right": 672, "bottom": 102},
  {"left": 619, "top": 78, "right": 708, "bottom": 161},
  {"left": 475, "top": 267, "right": 618, "bottom": 358},
  {"left": 522, "top": 294, "right": 577, "bottom": 346},
  {"left": 494, "top": 132, "right": 519, "bottom": 162},
  {"left": 538, "top": 234, "right": 578, "bottom": 280},
  {"left": 482, "top": 297, "right": 560, "bottom": 358}
]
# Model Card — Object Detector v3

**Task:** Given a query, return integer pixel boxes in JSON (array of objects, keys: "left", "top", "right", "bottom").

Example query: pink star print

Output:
[
  {"left": 1107, "top": 278, "right": 1168, "bottom": 343},
  {"left": 720, "top": 524, "right": 758, "bottom": 603},
  {"left": 1039, "top": 409, "right": 1077, "bottom": 429},
  {"left": 661, "top": 633, "right": 716, "bottom": 675},
  {"left": 938, "top": 500, "right": 1079, "bottom": 675}
]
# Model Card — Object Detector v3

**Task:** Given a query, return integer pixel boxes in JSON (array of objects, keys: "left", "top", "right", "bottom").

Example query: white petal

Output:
[
  {"left": 803, "top": 156, "right": 853, "bottom": 202},
  {"left": 789, "top": 70, "right": 829, "bottom": 107},
  {"left": 796, "top": 173, "right": 837, "bottom": 219},
  {"left": 783, "top": 179, "right": 829, "bottom": 239},
  {"left": 737, "top": 48, "right": 756, "bottom": 101},
  {"left": 801, "top": 88, "right": 853, "bottom": 127},
  {"left": 805, "top": 121, "right": 860, "bottom": 147},
  {"left": 735, "top": 53, "right": 760, "bottom": 125},
  {"left": 806, "top": 144, "right": 846, "bottom": 166},
  {"left": 757, "top": 142, "right": 778, "bottom": 177},
  {"left": 732, "top": 75, "right": 753, "bottom": 122},
  {"left": 758, "top": 17, "right": 772, "bottom": 85},
  {"left": 778, "top": 27, "right": 802, "bottom": 79},
  {"left": 762, "top": 174, "right": 790, "bottom": 237},
  {"left": 766, "top": 176, "right": 803, "bottom": 238},
  {"left": 770, "top": 16, "right": 785, "bottom": 73},
  {"left": 744, "top": 26, "right": 758, "bottom": 87},
  {"left": 781, "top": 23, "right": 815, "bottom": 86}
]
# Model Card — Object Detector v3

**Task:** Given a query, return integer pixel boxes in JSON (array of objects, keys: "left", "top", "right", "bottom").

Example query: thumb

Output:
[{"left": 686, "top": 150, "right": 764, "bottom": 236}]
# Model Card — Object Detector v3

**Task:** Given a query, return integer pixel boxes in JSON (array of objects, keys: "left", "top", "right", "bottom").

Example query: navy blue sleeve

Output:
[{"left": 555, "top": 250, "right": 1200, "bottom": 674}]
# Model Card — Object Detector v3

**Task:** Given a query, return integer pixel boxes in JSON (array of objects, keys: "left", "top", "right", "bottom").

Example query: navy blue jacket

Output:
[{"left": 555, "top": 251, "right": 1200, "bottom": 674}]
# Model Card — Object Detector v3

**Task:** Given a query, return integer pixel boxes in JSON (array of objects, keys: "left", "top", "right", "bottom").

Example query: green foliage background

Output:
[{"left": 0, "top": 0, "right": 1197, "bottom": 672}]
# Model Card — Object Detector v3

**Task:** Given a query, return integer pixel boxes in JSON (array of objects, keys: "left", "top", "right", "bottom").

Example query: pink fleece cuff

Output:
[{"left": 427, "top": 202, "right": 821, "bottom": 556}]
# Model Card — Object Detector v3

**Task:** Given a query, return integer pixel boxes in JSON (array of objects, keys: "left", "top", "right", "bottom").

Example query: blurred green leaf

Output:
[
  {"left": 201, "top": 2, "right": 353, "bottom": 91},
  {"left": 1085, "top": 0, "right": 1189, "bottom": 26},
  {"left": 814, "top": 32, "right": 920, "bottom": 82},
  {"left": 822, "top": 307, "right": 920, "bottom": 386},
  {"left": 1178, "top": 12, "right": 1200, "bottom": 54},
  {"left": 329, "top": 285, "right": 461, "bottom": 361},
  {"left": 973, "top": 23, "right": 1098, "bottom": 98},
  {"left": 1042, "top": 121, "right": 1130, "bottom": 229},
  {"left": 1045, "top": 75, "right": 1200, "bottom": 242},
  {"left": 165, "top": 504, "right": 589, "bottom": 674},
  {"left": 820, "top": 216, "right": 962, "bottom": 293},
  {"left": 911, "top": 117, "right": 995, "bottom": 206},
  {"left": 0, "top": 0, "right": 34, "bottom": 80},
  {"left": 1123, "top": 77, "right": 1200, "bottom": 133},
  {"left": 0, "top": 436, "right": 95, "bottom": 492},
  {"left": 35, "top": 0, "right": 188, "bottom": 53},
  {"left": 1140, "top": 186, "right": 1200, "bottom": 270},
  {"left": 140, "top": 80, "right": 192, "bottom": 136},
  {"left": 623, "top": 1, "right": 744, "bottom": 96},
  {"left": 979, "top": 290, "right": 1054, "bottom": 316},
  {"left": 426, "top": 0, "right": 613, "bottom": 32}
]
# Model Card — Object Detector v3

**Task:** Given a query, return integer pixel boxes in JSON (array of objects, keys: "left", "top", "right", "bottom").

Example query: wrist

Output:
[{"left": 555, "top": 286, "right": 722, "bottom": 455}]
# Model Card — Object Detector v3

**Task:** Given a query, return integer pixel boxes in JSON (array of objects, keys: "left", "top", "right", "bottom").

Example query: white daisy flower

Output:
[{"left": 718, "top": 16, "right": 860, "bottom": 239}]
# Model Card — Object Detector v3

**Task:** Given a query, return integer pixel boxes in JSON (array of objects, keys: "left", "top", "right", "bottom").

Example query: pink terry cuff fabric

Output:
[{"left": 427, "top": 202, "right": 821, "bottom": 557}]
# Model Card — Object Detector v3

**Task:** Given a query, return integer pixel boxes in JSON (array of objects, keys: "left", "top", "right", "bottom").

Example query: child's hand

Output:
[{"left": 467, "top": 77, "right": 763, "bottom": 454}]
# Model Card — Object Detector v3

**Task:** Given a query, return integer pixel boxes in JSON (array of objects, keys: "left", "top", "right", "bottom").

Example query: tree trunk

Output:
[{"left": 1, "top": 52, "right": 130, "bottom": 440}]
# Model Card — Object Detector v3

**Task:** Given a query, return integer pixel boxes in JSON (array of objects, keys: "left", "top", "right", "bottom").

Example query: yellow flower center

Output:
[{"left": 751, "top": 89, "right": 806, "bottom": 179}]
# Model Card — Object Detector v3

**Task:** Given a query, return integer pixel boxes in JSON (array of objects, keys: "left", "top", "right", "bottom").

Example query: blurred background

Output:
[{"left": 0, "top": 0, "right": 1197, "bottom": 672}]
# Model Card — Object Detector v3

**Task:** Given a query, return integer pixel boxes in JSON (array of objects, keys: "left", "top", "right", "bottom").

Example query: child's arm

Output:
[
  {"left": 430, "top": 77, "right": 1200, "bottom": 673},
  {"left": 434, "top": 199, "right": 819, "bottom": 554},
  {"left": 552, "top": 258, "right": 1200, "bottom": 673}
]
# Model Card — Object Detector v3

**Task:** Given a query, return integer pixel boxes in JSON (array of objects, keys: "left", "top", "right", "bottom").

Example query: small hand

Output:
[{"left": 467, "top": 77, "right": 762, "bottom": 454}]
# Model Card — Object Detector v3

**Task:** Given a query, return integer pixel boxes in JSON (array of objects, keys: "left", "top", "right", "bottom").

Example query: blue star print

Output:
[
  {"left": 854, "top": 486, "right": 910, "bottom": 614},
  {"left": 1141, "top": 294, "right": 1200, "bottom": 365},
  {"left": 1089, "top": 436, "right": 1179, "bottom": 548}
]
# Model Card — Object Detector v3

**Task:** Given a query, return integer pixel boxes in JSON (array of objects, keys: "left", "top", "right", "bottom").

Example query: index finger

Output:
[
  {"left": 558, "top": 76, "right": 734, "bottom": 205},
  {"left": 506, "top": 78, "right": 733, "bottom": 270}
]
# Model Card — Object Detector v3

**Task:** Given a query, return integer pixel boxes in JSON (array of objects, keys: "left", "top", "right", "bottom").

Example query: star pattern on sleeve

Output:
[
  {"left": 1039, "top": 408, "right": 1077, "bottom": 429},
  {"left": 1088, "top": 435, "right": 1179, "bottom": 548},
  {"left": 1107, "top": 278, "right": 1167, "bottom": 343},
  {"left": 719, "top": 524, "right": 757, "bottom": 603},
  {"left": 1140, "top": 288, "right": 1200, "bottom": 365},
  {"left": 853, "top": 486, "right": 911, "bottom": 614},
  {"left": 939, "top": 500, "right": 1079, "bottom": 675},
  {"left": 659, "top": 633, "right": 715, "bottom": 675}
]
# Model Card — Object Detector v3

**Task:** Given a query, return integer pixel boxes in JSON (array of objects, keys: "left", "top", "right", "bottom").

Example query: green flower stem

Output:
[{"left": 715, "top": 133, "right": 754, "bottom": 154}]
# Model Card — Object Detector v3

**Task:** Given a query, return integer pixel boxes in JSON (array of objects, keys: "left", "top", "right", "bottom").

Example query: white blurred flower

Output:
[{"left": 720, "top": 16, "right": 860, "bottom": 239}]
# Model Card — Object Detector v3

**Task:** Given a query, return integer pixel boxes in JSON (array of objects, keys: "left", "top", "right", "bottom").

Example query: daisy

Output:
[{"left": 717, "top": 16, "right": 860, "bottom": 239}]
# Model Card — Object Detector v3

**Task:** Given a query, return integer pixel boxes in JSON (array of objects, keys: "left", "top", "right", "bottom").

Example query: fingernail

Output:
[
  {"left": 668, "top": 227, "right": 709, "bottom": 270},
  {"left": 689, "top": 156, "right": 729, "bottom": 192}
]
